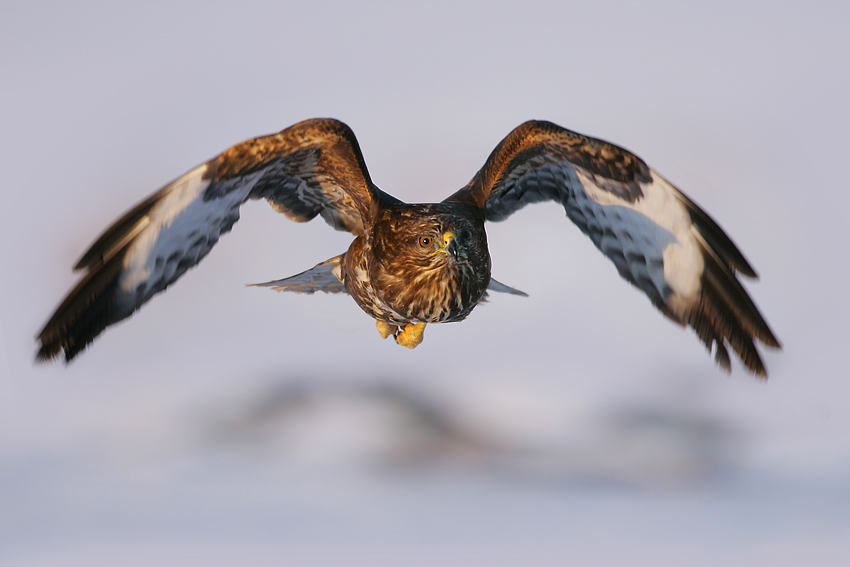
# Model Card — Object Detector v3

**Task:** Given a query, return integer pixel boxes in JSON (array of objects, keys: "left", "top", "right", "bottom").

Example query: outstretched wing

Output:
[
  {"left": 447, "top": 120, "right": 780, "bottom": 376},
  {"left": 37, "top": 118, "right": 379, "bottom": 362}
]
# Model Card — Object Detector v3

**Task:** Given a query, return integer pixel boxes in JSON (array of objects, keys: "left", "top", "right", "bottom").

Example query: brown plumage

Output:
[
  {"left": 343, "top": 203, "right": 491, "bottom": 326},
  {"left": 37, "top": 118, "right": 780, "bottom": 375}
]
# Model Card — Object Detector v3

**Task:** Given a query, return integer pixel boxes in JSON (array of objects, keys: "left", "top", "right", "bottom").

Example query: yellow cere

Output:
[{"left": 429, "top": 232, "right": 456, "bottom": 256}]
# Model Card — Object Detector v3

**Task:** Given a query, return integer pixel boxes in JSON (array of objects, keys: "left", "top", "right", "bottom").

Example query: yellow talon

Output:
[
  {"left": 376, "top": 320, "right": 398, "bottom": 339},
  {"left": 395, "top": 322, "right": 426, "bottom": 349}
]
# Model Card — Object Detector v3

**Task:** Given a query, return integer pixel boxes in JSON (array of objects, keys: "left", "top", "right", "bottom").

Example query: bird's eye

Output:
[
  {"left": 460, "top": 229, "right": 472, "bottom": 241},
  {"left": 418, "top": 236, "right": 432, "bottom": 247}
]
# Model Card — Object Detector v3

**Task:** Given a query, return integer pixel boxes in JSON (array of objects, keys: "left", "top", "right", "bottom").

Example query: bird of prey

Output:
[{"left": 36, "top": 118, "right": 780, "bottom": 375}]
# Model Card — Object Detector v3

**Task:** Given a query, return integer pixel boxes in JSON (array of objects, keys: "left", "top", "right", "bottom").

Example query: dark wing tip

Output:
[
  {"left": 35, "top": 341, "right": 61, "bottom": 363},
  {"left": 37, "top": 248, "right": 128, "bottom": 364},
  {"left": 675, "top": 183, "right": 759, "bottom": 279},
  {"left": 713, "top": 342, "right": 733, "bottom": 374},
  {"left": 35, "top": 333, "right": 86, "bottom": 363},
  {"left": 667, "top": 174, "right": 779, "bottom": 375},
  {"left": 685, "top": 242, "right": 779, "bottom": 378}
]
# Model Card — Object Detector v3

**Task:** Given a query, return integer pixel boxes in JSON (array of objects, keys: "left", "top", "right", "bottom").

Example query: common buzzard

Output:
[{"left": 36, "top": 119, "right": 780, "bottom": 375}]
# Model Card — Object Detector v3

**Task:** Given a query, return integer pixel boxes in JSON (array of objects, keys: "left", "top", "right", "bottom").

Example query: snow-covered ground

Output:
[{"left": 2, "top": 2, "right": 848, "bottom": 565}]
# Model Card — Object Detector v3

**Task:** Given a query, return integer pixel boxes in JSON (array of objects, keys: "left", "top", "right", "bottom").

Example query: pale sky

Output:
[{"left": 1, "top": 1, "right": 849, "bottom": 565}]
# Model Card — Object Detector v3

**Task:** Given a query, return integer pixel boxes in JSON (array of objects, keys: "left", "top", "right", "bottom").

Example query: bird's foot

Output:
[
  {"left": 394, "top": 322, "right": 426, "bottom": 349},
  {"left": 376, "top": 320, "right": 398, "bottom": 339}
]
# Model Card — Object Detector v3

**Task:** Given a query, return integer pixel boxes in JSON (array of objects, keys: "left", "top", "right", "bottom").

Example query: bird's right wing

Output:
[{"left": 38, "top": 118, "right": 379, "bottom": 362}]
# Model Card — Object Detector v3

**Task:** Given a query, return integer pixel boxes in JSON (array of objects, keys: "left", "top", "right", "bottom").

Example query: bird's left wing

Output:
[
  {"left": 446, "top": 120, "right": 780, "bottom": 376},
  {"left": 37, "top": 118, "right": 379, "bottom": 362}
]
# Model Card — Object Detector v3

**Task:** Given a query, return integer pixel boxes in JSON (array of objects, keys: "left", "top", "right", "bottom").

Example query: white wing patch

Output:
[
  {"left": 644, "top": 171, "right": 704, "bottom": 301},
  {"left": 572, "top": 168, "right": 703, "bottom": 309},
  {"left": 119, "top": 165, "right": 262, "bottom": 300}
]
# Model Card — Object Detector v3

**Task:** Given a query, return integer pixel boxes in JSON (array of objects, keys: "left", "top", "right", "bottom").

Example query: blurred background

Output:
[{"left": 1, "top": 1, "right": 848, "bottom": 565}]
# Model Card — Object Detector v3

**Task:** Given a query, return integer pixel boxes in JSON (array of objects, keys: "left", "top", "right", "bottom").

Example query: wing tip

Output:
[
  {"left": 691, "top": 317, "right": 771, "bottom": 379},
  {"left": 679, "top": 260, "right": 779, "bottom": 379},
  {"left": 35, "top": 327, "right": 85, "bottom": 364},
  {"left": 34, "top": 343, "right": 60, "bottom": 363},
  {"left": 664, "top": 174, "right": 761, "bottom": 280},
  {"left": 36, "top": 249, "right": 130, "bottom": 365}
]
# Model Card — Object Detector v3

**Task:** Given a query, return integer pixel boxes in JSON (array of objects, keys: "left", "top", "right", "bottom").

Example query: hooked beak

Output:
[
  {"left": 444, "top": 233, "right": 460, "bottom": 259},
  {"left": 429, "top": 232, "right": 463, "bottom": 261}
]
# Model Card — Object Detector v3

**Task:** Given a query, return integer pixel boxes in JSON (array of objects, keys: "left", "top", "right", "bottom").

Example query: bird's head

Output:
[
  {"left": 367, "top": 203, "right": 492, "bottom": 322},
  {"left": 372, "top": 204, "right": 489, "bottom": 274}
]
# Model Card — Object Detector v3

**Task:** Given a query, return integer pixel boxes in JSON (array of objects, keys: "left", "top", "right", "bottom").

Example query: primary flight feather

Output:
[{"left": 37, "top": 118, "right": 780, "bottom": 375}]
